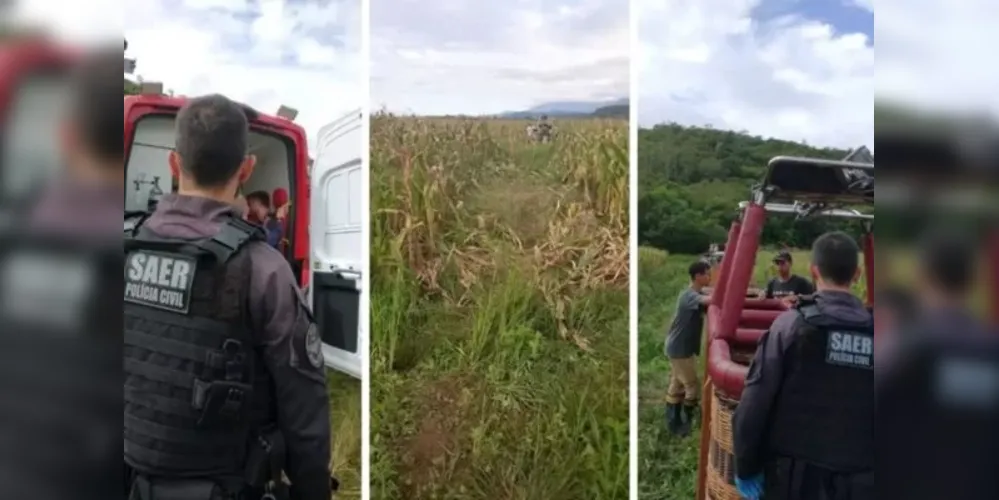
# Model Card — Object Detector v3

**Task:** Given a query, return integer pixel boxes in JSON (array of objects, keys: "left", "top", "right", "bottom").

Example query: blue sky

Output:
[
  {"left": 753, "top": 0, "right": 873, "bottom": 42},
  {"left": 638, "top": 0, "right": 874, "bottom": 148},
  {"left": 119, "top": 0, "right": 361, "bottom": 148},
  {"left": 370, "top": 0, "right": 629, "bottom": 116}
]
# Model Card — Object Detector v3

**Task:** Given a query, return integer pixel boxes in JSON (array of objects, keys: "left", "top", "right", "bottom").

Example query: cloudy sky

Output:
[
  {"left": 638, "top": 0, "right": 873, "bottom": 149},
  {"left": 13, "top": 0, "right": 360, "bottom": 148},
  {"left": 878, "top": 0, "right": 999, "bottom": 118},
  {"left": 370, "top": 0, "right": 629, "bottom": 116},
  {"left": 123, "top": 0, "right": 361, "bottom": 145}
]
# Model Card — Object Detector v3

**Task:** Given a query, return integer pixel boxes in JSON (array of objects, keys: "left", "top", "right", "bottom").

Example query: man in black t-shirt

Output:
[{"left": 759, "top": 250, "right": 815, "bottom": 302}]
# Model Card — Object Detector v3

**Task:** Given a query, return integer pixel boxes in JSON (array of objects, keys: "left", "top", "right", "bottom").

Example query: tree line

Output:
[{"left": 637, "top": 123, "right": 865, "bottom": 255}]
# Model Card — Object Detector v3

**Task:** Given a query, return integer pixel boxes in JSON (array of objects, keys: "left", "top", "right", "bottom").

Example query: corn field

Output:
[{"left": 370, "top": 114, "right": 630, "bottom": 499}]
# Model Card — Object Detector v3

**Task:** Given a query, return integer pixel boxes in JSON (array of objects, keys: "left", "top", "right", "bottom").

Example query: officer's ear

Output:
[
  {"left": 237, "top": 154, "right": 257, "bottom": 184},
  {"left": 168, "top": 150, "right": 182, "bottom": 180},
  {"left": 809, "top": 263, "right": 820, "bottom": 283},
  {"left": 852, "top": 266, "right": 863, "bottom": 284}
]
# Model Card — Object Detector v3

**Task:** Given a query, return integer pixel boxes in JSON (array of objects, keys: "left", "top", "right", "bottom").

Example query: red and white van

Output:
[
  {"left": 124, "top": 93, "right": 365, "bottom": 380},
  {"left": 0, "top": 39, "right": 363, "bottom": 379}
]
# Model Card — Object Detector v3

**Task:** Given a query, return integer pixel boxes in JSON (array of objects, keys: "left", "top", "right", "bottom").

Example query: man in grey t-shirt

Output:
[{"left": 664, "top": 260, "right": 713, "bottom": 436}]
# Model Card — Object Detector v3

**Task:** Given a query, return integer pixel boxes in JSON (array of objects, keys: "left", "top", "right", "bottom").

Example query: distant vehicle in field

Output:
[{"left": 526, "top": 115, "right": 555, "bottom": 143}]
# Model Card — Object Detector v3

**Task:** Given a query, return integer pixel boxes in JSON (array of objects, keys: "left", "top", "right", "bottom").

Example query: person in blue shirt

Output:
[{"left": 245, "top": 190, "right": 284, "bottom": 248}]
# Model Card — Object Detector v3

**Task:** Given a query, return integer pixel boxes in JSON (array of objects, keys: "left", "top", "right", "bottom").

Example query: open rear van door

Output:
[{"left": 309, "top": 110, "right": 364, "bottom": 379}]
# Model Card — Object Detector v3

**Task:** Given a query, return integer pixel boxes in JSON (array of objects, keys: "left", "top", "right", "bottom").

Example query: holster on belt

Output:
[{"left": 244, "top": 428, "right": 288, "bottom": 497}]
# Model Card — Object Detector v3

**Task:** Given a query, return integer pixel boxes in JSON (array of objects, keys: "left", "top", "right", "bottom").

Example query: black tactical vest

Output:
[
  {"left": 767, "top": 303, "right": 875, "bottom": 472},
  {"left": 0, "top": 223, "right": 121, "bottom": 499},
  {"left": 124, "top": 214, "right": 273, "bottom": 480}
]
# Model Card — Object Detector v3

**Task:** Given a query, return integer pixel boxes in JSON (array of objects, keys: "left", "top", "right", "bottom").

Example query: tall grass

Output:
[
  {"left": 637, "top": 248, "right": 868, "bottom": 499},
  {"left": 370, "top": 115, "right": 630, "bottom": 499},
  {"left": 328, "top": 372, "right": 362, "bottom": 499}
]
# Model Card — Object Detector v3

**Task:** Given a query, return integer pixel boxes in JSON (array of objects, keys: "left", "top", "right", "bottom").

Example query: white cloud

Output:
[
  {"left": 877, "top": 0, "right": 999, "bottom": 117},
  {"left": 638, "top": 0, "right": 873, "bottom": 149},
  {"left": 14, "top": 0, "right": 360, "bottom": 150},
  {"left": 120, "top": 0, "right": 361, "bottom": 151},
  {"left": 10, "top": 0, "right": 122, "bottom": 44},
  {"left": 371, "top": 0, "right": 629, "bottom": 115}
]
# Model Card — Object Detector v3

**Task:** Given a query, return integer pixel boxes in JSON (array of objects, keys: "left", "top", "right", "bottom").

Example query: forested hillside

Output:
[{"left": 638, "top": 123, "right": 863, "bottom": 254}]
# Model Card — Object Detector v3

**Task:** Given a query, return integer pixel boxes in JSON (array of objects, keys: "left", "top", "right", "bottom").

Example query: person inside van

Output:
[
  {"left": 271, "top": 187, "right": 291, "bottom": 252},
  {"left": 245, "top": 190, "right": 284, "bottom": 248}
]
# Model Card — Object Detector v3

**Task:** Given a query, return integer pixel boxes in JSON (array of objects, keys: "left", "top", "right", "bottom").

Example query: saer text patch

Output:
[
  {"left": 826, "top": 331, "right": 874, "bottom": 369},
  {"left": 124, "top": 251, "right": 197, "bottom": 313}
]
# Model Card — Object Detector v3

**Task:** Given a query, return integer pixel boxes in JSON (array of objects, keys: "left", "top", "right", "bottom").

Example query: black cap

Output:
[{"left": 774, "top": 250, "right": 792, "bottom": 263}]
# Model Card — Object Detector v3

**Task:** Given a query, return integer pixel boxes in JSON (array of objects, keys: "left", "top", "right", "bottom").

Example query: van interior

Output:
[{"left": 126, "top": 115, "right": 295, "bottom": 252}]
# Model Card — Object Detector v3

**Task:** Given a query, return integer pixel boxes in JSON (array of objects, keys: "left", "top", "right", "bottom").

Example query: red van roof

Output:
[{"left": 123, "top": 93, "right": 307, "bottom": 137}]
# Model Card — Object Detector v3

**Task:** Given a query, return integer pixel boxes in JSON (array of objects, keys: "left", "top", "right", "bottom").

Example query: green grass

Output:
[
  {"left": 637, "top": 248, "right": 867, "bottom": 499},
  {"left": 328, "top": 371, "right": 362, "bottom": 499},
  {"left": 369, "top": 115, "right": 630, "bottom": 499}
]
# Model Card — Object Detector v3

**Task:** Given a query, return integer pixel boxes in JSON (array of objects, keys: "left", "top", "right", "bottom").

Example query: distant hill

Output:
[
  {"left": 638, "top": 123, "right": 867, "bottom": 254},
  {"left": 592, "top": 104, "right": 629, "bottom": 118},
  {"left": 499, "top": 97, "right": 629, "bottom": 119}
]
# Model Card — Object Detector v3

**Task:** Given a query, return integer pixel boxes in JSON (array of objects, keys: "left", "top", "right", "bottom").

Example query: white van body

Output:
[{"left": 309, "top": 110, "right": 364, "bottom": 379}]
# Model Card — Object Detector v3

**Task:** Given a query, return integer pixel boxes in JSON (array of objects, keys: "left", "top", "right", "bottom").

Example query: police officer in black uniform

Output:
[
  {"left": 879, "top": 228, "right": 998, "bottom": 500},
  {"left": 124, "top": 94, "right": 333, "bottom": 500},
  {"left": 733, "top": 231, "right": 873, "bottom": 500}
]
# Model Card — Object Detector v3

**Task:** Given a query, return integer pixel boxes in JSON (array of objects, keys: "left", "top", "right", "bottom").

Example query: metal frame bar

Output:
[{"left": 737, "top": 201, "right": 873, "bottom": 220}]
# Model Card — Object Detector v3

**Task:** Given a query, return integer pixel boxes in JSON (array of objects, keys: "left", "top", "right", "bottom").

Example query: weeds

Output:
[
  {"left": 329, "top": 372, "right": 362, "bottom": 499},
  {"left": 371, "top": 115, "right": 630, "bottom": 499}
]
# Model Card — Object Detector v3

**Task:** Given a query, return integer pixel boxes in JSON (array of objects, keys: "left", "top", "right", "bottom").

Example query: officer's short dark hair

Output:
[
  {"left": 689, "top": 260, "right": 711, "bottom": 280},
  {"left": 245, "top": 190, "right": 270, "bottom": 208},
  {"left": 70, "top": 45, "right": 122, "bottom": 164},
  {"left": 811, "top": 231, "right": 860, "bottom": 286},
  {"left": 174, "top": 94, "right": 250, "bottom": 188},
  {"left": 917, "top": 228, "right": 975, "bottom": 295}
]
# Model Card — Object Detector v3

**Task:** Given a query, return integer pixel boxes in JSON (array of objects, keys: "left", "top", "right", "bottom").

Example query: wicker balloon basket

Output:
[{"left": 705, "top": 392, "right": 741, "bottom": 500}]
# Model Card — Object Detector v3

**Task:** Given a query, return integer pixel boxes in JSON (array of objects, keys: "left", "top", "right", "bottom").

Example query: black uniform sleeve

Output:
[
  {"left": 732, "top": 312, "right": 797, "bottom": 478},
  {"left": 248, "top": 250, "right": 332, "bottom": 500}
]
